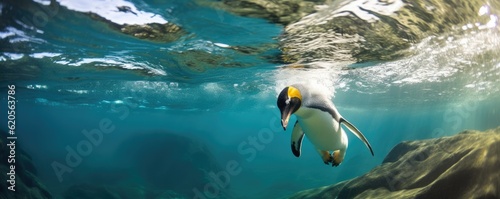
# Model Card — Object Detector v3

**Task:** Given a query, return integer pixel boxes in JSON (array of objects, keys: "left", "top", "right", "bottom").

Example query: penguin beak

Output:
[
  {"left": 281, "top": 101, "right": 300, "bottom": 131},
  {"left": 281, "top": 111, "right": 292, "bottom": 130}
]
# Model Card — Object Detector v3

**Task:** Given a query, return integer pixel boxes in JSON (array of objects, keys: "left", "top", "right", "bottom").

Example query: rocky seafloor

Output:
[
  {"left": 0, "top": 130, "right": 52, "bottom": 199},
  {"left": 3, "top": 127, "right": 498, "bottom": 198},
  {"left": 287, "top": 127, "right": 500, "bottom": 199},
  {"left": 0, "top": 131, "right": 224, "bottom": 199}
]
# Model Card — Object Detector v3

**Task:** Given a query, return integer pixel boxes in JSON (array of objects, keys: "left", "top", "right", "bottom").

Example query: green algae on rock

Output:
[{"left": 288, "top": 127, "right": 500, "bottom": 199}]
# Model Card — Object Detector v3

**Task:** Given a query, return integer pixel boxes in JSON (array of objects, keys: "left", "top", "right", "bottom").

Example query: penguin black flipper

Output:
[
  {"left": 339, "top": 118, "right": 374, "bottom": 156},
  {"left": 291, "top": 120, "right": 305, "bottom": 157}
]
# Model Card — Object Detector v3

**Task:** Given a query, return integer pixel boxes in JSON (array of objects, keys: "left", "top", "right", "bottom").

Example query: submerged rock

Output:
[
  {"left": 87, "top": 13, "right": 185, "bottom": 43},
  {"left": 63, "top": 184, "right": 185, "bottom": 199},
  {"left": 281, "top": 0, "right": 500, "bottom": 63},
  {"left": 120, "top": 23, "right": 182, "bottom": 41},
  {"left": 80, "top": 1, "right": 186, "bottom": 43},
  {"left": 113, "top": 132, "right": 224, "bottom": 198},
  {"left": 200, "top": 0, "right": 328, "bottom": 25},
  {"left": 61, "top": 132, "right": 224, "bottom": 198},
  {"left": 288, "top": 127, "right": 500, "bottom": 198},
  {"left": 4, "top": 0, "right": 185, "bottom": 43},
  {"left": 0, "top": 131, "right": 52, "bottom": 199},
  {"left": 200, "top": 0, "right": 499, "bottom": 63},
  {"left": 169, "top": 50, "right": 248, "bottom": 73}
]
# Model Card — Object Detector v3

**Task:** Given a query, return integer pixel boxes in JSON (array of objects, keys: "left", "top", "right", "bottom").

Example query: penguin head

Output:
[{"left": 277, "top": 86, "right": 302, "bottom": 130}]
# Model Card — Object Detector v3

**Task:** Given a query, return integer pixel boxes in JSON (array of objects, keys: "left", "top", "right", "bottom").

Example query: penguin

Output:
[{"left": 276, "top": 84, "right": 374, "bottom": 166}]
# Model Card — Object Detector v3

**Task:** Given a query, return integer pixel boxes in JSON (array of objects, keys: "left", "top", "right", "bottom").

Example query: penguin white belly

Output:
[{"left": 295, "top": 108, "right": 347, "bottom": 151}]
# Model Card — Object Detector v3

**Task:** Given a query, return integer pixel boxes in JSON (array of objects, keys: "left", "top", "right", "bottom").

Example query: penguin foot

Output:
[
  {"left": 332, "top": 150, "right": 343, "bottom": 167},
  {"left": 320, "top": 150, "right": 333, "bottom": 165}
]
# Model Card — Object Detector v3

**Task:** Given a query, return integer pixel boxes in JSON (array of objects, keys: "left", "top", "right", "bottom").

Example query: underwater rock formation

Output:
[
  {"left": 85, "top": 11, "right": 185, "bottom": 43},
  {"left": 113, "top": 132, "right": 223, "bottom": 198},
  {"left": 85, "top": 0, "right": 184, "bottom": 43},
  {"left": 56, "top": 131, "right": 223, "bottom": 198},
  {"left": 204, "top": 0, "right": 500, "bottom": 63},
  {"left": 62, "top": 132, "right": 223, "bottom": 198},
  {"left": 63, "top": 183, "right": 185, "bottom": 199},
  {"left": 4, "top": 0, "right": 185, "bottom": 43},
  {"left": 201, "top": 0, "right": 328, "bottom": 25},
  {"left": 288, "top": 127, "right": 500, "bottom": 198},
  {"left": 169, "top": 50, "right": 245, "bottom": 73},
  {"left": 0, "top": 131, "right": 52, "bottom": 199},
  {"left": 119, "top": 23, "right": 183, "bottom": 42},
  {"left": 280, "top": 0, "right": 500, "bottom": 63}
]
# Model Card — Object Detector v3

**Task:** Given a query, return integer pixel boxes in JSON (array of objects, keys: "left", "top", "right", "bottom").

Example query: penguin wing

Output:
[
  {"left": 339, "top": 118, "right": 374, "bottom": 156},
  {"left": 291, "top": 120, "right": 305, "bottom": 157}
]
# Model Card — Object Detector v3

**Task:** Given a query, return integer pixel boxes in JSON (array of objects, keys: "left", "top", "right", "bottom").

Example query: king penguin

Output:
[{"left": 277, "top": 84, "right": 374, "bottom": 166}]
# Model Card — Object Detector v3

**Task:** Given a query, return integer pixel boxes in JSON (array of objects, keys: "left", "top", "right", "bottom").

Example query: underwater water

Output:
[{"left": 1, "top": 0, "right": 499, "bottom": 198}]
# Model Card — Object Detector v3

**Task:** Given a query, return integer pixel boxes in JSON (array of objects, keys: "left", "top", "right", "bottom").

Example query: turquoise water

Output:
[{"left": 1, "top": 0, "right": 500, "bottom": 198}]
